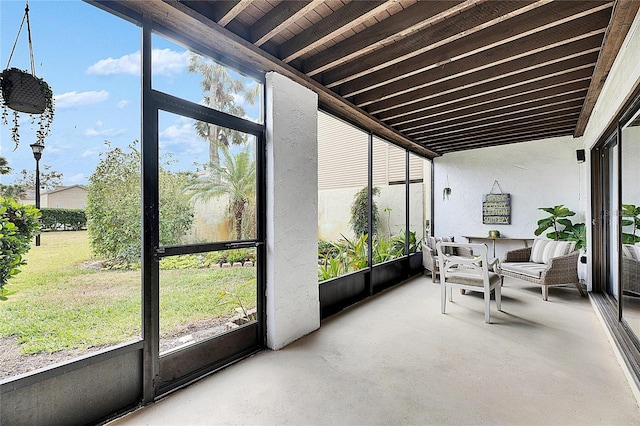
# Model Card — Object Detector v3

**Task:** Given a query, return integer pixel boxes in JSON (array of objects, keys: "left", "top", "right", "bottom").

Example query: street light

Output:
[{"left": 30, "top": 142, "right": 44, "bottom": 246}]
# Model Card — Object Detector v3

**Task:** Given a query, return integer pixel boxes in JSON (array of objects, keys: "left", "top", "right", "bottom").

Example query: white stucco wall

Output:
[
  {"left": 265, "top": 72, "right": 320, "bottom": 350},
  {"left": 433, "top": 135, "right": 585, "bottom": 260}
]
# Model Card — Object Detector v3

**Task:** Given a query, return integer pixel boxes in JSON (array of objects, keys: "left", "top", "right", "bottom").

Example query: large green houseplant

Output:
[{"left": 534, "top": 204, "right": 586, "bottom": 250}]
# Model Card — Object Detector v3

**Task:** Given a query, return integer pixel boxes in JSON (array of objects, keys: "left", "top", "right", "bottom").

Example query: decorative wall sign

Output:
[
  {"left": 483, "top": 193, "right": 511, "bottom": 224},
  {"left": 483, "top": 181, "right": 510, "bottom": 224}
]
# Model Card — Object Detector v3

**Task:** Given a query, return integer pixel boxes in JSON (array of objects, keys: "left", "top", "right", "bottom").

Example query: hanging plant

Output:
[
  {"left": 1, "top": 68, "right": 55, "bottom": 149},
  {"left": 0, "top": 2, "right": 55, "bottom": 149},
  {"left": 443, "top": 175, "right": 452, "bottom": 200}
]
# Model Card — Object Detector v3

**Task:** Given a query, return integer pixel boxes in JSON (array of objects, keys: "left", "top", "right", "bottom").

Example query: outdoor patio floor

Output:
[{"left": 110, "top": 274, "right": 640, "bottom": 425}]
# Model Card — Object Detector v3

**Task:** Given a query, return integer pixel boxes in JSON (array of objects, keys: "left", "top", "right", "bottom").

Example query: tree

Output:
[
  {"left": 86, "top": 142, "right": 194, "bottom": 265},
  {"left": 187, "top": 54, "right": 258, "bottom": 168},
  {"left": 350, "top": 186, "right": 380, "bottom": 237},
  {"left": 0, "top": 157, "right": 28, "bottom": 199},
  {"left": 186, "top": 146, "right": 255, "bottom": 240},
  {"left": 15, "top": 164, "right": 63, "bottom": 191},
  {"left": 0, "top": 157, "right": 11, "bottom": 175}
]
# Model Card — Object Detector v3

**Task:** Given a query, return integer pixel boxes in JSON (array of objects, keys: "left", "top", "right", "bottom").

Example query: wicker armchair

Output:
[
  {"left": 499, "top": 245, "right": 586, "bottom": 301},
  {"left": 622, "top": 245, "right": 640, "bottom": 296}
]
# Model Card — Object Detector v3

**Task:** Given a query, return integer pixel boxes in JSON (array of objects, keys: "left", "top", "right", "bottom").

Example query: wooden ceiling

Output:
[{"left": 97, "top": 1, "right": 640, "bottom": 158}]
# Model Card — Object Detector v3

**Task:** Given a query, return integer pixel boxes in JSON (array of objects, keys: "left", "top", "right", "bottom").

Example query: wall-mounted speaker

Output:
[{"left": 576, "top": 149, "right": 585, "bottom": 163}]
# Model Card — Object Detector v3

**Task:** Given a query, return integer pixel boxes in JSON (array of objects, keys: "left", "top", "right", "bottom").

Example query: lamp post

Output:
[{"left": 30, "top": 142, "right": 44, "bottom": 246}]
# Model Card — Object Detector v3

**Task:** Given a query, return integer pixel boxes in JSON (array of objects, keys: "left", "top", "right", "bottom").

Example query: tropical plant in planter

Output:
[
  {"left": 534, "top": 204, "right": 586, "bottom": 250},
  {"left": 1, "top": 67, "right": 55, "bottom": 149}
]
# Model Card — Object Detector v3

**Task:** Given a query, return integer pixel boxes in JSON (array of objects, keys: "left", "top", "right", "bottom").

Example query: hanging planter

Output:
[
  {"left": 0, "top": 2, "right": 55, "bottom": 149},
  {"left": 1, "top": 67, "right": 51, "bottom": 114}
]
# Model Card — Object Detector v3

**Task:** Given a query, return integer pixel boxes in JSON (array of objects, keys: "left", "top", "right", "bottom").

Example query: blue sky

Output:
[{"left": 1, "top": 0, "right": 260, "bottom": 186}]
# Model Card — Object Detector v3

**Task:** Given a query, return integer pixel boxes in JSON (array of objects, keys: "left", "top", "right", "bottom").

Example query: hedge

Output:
[{"left": 40, "top": 208, "right": 87, "bottom": 231}]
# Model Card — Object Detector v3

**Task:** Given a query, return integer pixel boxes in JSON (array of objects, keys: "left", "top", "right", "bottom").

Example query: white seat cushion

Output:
[
  {"left": 500, "top": 262, "right": 547, "bottom": 279},
  {"left": 445, "top": 270, "right": 501, "bottom": 287}
]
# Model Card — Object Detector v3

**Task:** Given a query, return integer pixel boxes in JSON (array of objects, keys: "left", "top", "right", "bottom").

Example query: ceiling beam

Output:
[
  {"left": 302, "top": 0, "right": 469, "bottom": 76},
  {"left": 278, "top": 1, "right": 390, "bottom": 63},
  {"left": 397, "top": 87, "right": 587, "bottom": 133},
  {"left": 413, "top": 101, "right": 583, "bottom": 140},
  {"left": 378, "top": 66, "right": 594, "bottom": 122},
  {"left": 96, "top": 0, "right": 437, "bottom": 159},
  {"left": 424, "top": 115, "right": 580, "bottom": 146},
  {"left": 217, "top": 0, "right": 252, "bottom": 27},
  {"left": 343, "top": 8, "right": 610, "bottom": 101},
  {"left": 250, "top": 1, "right": 325, "bottom": 47},
  {"left": 354, "top": 31, "right": 604, "bottom": 110},
  {"left": 321, "top": 0, "right": 539, "bottom": 88},
  {"left": 386, "top": 76, "right": 590, "bottom": 127},
  {"left": 430, "top": 129, "right": 575, "bottom": 154},
  {"left": 574, "top": 0, "right": 640, "bottom": 136},
  {"left": 365, "top": 50, "right": 600, "bottom": 115}
]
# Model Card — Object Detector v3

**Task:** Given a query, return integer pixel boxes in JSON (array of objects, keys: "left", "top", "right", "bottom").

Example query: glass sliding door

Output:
[{"left": 621, "top": 110, "right": 640, "bottom": 336}]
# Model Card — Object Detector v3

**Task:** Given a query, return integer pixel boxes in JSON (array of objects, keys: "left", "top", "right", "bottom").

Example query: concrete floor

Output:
[{"left": 111, "top": 275, "right": 640, "bottom": 425}]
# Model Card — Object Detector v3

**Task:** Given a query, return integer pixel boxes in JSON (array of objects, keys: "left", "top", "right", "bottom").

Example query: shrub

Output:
[
  {"left": 350, "top": 186, "right": 379, "bottom": 237},
  {"left": 0, "top": 197, "right": 41, "bottom": 298},
  {"left": 86, "top": 142, "right": 194, "bottom": 266},
  {"left": 40, "top": 208, "right": 86, "bottom": 231}
]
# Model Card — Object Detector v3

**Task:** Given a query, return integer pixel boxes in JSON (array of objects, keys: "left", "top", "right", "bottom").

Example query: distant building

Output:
[{"left": 20, "top": 185, "right": 88, "bottom": 209}]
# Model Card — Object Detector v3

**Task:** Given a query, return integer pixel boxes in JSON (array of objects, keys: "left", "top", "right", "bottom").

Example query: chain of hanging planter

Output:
[{"left": 0, "top": 0, "right": 54, "bottom": 149}]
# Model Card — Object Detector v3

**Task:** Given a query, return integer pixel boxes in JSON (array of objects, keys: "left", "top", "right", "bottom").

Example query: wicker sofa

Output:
[{"left": 498, "top": 239, "right": 586, "bottom": 301}]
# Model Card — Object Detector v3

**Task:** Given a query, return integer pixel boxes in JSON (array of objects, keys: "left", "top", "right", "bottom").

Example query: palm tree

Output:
[
  {"left": 187, "top": 146, "right": 256, "bottom": 240},
  {"left": 187, "top": 54, "right": 258, "bottom": 168}
]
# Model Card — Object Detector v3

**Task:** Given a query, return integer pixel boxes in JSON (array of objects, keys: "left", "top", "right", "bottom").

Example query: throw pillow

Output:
[{"left": 530, "top": 239, "right": 576, "bottom": 264}]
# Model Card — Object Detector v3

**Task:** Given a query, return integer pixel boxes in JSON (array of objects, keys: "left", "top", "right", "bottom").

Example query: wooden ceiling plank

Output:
[
  {"left": 278, "top": 1, "right": 390, "bottom": 63},
  {"left": 218, "top": 0, "right": 253, "bottom": 27},
  {"left": 322, "top": 0, "right": 541, "bottom": 88},
  {"left": 302, "top": 0, "right": 469, "bottom": 76},
  {"left": 100, "top": 0, "right": 437, "bottom": 159},
  {"left": 365, "top": 50, "right": 600, "bottom": 115},
  {"left": 397, "top": 87, "right": 588, "bottom": 132},
  {"left": 575, "top": 0, "right": 640, "bottom": 136},
  {"left": 430, "top": 127, "right": 575, "bottom": 150},
  {"left": 354, "top": 32, "right": 603, "bottom": 110},
  {"left": 250, "top": 1, "right": 325, "bottom": 46},
  {"left": 413, "top": 102, "right": 583, "bottom": 140},
  {"left": 430, "top": 128, "right": 575, "bottom": 154},
  {"left": 387, "top": 76, "right": 590, "bottom": 127},
  {"left": 345, "top": 10, "right": 610, "bottom": 102},
  {"left": 424, "top": 115, "right": 579, "bottom": 145},
  {"left": 379, "top": 67, "right": 594, "bottom": 122}
]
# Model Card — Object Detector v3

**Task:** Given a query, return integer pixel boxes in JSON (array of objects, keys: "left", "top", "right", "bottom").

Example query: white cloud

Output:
[
  {"left": 81, "top": 147, "right": 102, "bottom": 158},
  {"left": 66, "top": 173, "right": 86, "bottom": 185},
  {"left": 87, "top": 49, "right": 190, "bottom": 77},
  {"left": 117, "top": 100, "right": 130, "bottom": 109},
  {"left": 56, "top": 90, "right": 109, "bottom": 108},
  {"left": 84, "top": 121, "right": 126, "bottom": 138},
  {"left": 159, "top": 117, "right": 205, "bottom": 155}
]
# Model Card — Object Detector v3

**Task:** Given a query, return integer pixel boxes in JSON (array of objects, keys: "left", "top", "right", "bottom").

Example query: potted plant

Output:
[
  {"left": 535, "top": 204, "right": 587, "bottom": 261},
  {"left": 1, "top": 67, "right": 55, "bottom": 149}
]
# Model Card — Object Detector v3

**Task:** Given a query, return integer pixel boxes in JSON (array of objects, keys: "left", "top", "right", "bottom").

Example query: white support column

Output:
[{"left": 265, "top": 72, "right": 320, "bottom": 350}]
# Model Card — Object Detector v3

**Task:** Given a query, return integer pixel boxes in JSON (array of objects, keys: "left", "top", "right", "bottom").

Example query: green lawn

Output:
[{"left": 0, "top": 231, "right": 256, "bottom": 354}]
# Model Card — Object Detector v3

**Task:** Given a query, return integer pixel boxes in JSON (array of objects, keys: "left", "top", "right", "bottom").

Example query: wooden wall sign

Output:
[{"left": 483, "top": 193, "right": 511, "bottom": 224}]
